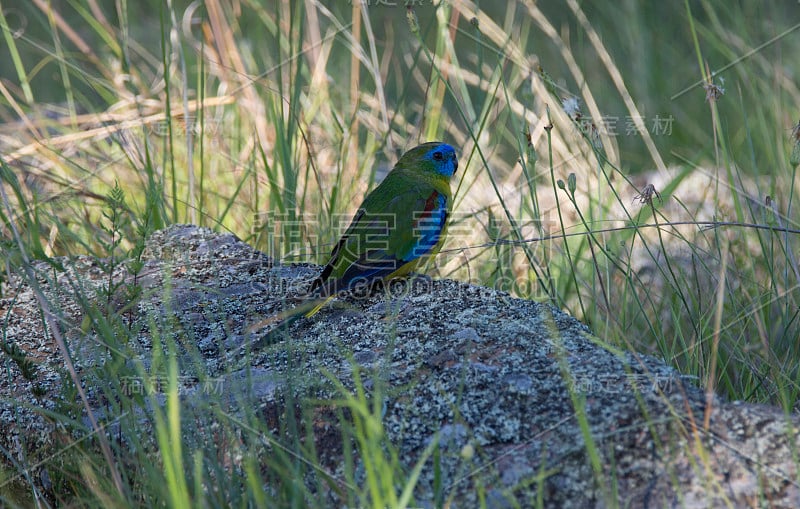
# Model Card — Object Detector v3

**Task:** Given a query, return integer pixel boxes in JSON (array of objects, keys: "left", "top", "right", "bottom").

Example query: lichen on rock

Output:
[{"left": 1, "top": 224, "right": 799, "bottom": 507}]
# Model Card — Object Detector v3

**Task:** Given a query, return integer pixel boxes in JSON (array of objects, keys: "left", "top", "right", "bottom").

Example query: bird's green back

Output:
[{"left": 311, "top": 142, "right": 458, "bottom": 298}]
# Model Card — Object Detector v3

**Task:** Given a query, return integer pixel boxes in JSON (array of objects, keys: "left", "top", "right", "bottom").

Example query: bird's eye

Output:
[{"left": 433, "top": 151, "right": 443, "bottom": 161}]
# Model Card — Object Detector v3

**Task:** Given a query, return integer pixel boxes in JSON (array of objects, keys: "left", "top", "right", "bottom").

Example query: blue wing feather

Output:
[{"left": 403, "top": 192, "right": 448, "bottom": 259}]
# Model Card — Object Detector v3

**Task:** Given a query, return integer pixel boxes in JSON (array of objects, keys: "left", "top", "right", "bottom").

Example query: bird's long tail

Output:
[{"left": 246, "top": 295, "right": 335, "bottom": 336}]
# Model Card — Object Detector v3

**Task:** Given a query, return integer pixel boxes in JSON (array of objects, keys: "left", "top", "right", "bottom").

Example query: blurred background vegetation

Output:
[{"left": 1, "top": 0, "right": 800, "bottom": 405}]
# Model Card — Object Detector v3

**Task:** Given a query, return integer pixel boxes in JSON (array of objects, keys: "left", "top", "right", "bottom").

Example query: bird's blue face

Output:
[{"left": 422, "top": 143, "right": 458, "bottom": 177}]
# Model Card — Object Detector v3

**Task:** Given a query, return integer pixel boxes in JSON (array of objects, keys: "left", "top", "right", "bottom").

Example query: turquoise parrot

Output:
[{"left": 267, "top": 141, "right": 458, "bottom": 330}]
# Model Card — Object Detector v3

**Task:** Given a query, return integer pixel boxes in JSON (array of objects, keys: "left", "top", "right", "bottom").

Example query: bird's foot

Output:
[{"left": 385, "top": 273, "right": 434, "bottom": 295}]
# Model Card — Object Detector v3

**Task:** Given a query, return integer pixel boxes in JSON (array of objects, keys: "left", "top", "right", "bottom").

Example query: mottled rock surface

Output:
[{"left": 1, "top": 225, "right": 799, "bottom": 507}]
